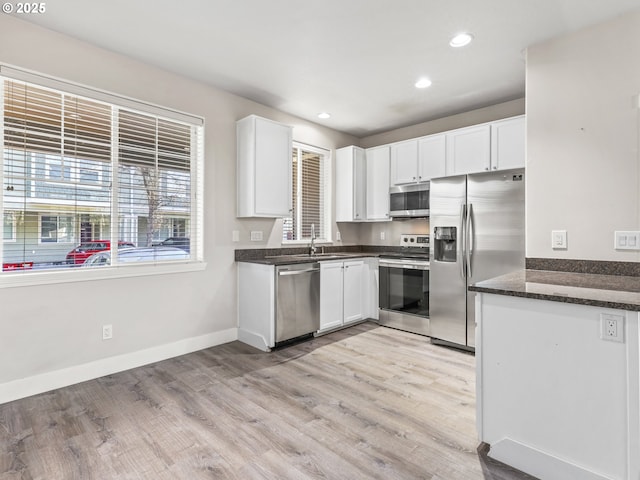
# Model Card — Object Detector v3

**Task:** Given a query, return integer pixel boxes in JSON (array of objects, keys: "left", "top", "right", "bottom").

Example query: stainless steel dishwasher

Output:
[{"left": 275, "top": 262, "right": 320, "bottom": 344}]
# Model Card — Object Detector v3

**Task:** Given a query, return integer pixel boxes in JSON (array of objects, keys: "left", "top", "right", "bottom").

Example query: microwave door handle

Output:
[
  {"left": 466, "top": 203, "right": 474, "bottom": 278},
  {"left": 460, "top": 203, "right": 467, "bottom": 279}
]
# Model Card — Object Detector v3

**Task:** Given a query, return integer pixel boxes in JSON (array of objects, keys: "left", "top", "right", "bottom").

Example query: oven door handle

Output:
[{"left": 379, "top": 260, "right": 430, "bottom": 270}]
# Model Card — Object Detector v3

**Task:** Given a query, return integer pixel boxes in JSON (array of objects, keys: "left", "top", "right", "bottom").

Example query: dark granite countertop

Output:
[
  {"left": 239, "top": 252, "right": 380, "bottom": 265},
  {"left": 235, "top": 245, "right": 428, "bottom": 266},
  {"left": 469, "top": 269, "right": 640, "bottom": 311}
]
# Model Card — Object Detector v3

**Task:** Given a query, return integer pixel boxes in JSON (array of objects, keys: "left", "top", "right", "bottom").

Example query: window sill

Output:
[{"left": 0, "top": 261, "right": 207, "bottom": 289}]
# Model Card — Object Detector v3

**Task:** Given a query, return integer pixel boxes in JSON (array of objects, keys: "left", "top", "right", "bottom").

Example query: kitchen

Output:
[{"left": 1, "top": 3, "right": 639, "bottom": 479}]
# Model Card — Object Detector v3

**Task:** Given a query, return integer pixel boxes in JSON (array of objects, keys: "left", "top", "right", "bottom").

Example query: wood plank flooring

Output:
[{"left": 0, "top": 323, "right": 536, "bottom": 479}]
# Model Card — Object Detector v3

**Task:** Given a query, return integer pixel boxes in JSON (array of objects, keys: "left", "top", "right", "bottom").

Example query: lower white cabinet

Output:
[
  {"left": 320, "top": 259, "right": 365, "bottom": 331},
  {"left": 237, "top": 262, "right": 275, "bottom": 352}
]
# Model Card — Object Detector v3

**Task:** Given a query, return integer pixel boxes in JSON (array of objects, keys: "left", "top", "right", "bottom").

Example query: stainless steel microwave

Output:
[{"left": 389, "top": 182, "right": 429, "bottom": 218}]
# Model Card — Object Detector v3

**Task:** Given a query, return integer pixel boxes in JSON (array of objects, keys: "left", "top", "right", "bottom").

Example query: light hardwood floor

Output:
[{"left": 0, "top": 323, "right": 536, "bottom": 479}]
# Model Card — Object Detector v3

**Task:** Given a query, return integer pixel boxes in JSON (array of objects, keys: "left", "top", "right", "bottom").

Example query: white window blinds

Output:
[
  {"left": 1, "top": 72, "right": 203, "bottom": 272},
  {"left": 283, "top": 143, "right": 330, "bottom": 242}
]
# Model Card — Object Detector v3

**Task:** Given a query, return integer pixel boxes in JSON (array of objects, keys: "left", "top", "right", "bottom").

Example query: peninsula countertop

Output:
[{"left": 469, "top": 269, "right": 640, "bottom": 312}]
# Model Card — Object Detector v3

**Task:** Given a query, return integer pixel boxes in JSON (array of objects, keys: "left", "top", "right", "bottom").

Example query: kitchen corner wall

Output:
[{"left": 526, "top": 10, "right": 640, "bottom": 261}]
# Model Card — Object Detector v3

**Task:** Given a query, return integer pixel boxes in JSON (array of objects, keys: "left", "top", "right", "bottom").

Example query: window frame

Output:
[
  {"left": 0, "top": 65, "right": 206, "bottom": 286},
  {"left": 282, "top": 142, "right": 332, "bottom": 245},
  {"left": 3, "top": 211, "right": 16, "bottom": 242},
  {"left": 38, "top": 214, "right": 75, "bottom": 244}
]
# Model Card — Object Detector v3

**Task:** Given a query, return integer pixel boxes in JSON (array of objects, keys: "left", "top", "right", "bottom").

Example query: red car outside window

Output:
[{"left": 66, "top": 240, "right": 135, "bottom": 265}]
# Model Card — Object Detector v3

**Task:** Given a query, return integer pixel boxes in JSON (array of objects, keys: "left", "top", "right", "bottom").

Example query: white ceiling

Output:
[{"left": 16, "top": 0, "right": 640, "bottom": 137}]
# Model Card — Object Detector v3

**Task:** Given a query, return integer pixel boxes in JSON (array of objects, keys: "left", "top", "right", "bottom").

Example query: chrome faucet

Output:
[{"left": 309, "top": 223, "right": 317, "bottom": 256}]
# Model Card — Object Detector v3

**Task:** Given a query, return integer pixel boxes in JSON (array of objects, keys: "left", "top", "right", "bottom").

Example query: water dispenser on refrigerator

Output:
[{"left": 433, "top": 227, "right": 457, "bottom": 262}]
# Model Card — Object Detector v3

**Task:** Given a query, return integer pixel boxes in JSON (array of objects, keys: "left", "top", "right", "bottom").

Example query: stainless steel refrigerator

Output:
[{"left": 429, "top": 169, "right": 525, "bottom": 350}]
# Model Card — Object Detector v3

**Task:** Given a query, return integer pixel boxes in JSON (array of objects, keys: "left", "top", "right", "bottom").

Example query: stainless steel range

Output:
[{"left": 378, "top": 234, "right": 430, "bottom": 336}]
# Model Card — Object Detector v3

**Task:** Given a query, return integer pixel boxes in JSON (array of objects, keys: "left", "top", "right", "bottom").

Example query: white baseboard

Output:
[
  {"left": 0, "top": 328, "right": 238, "bottom": 405},
  {"left": 489, "top": 438, "right": 615, "bottom": 480}
]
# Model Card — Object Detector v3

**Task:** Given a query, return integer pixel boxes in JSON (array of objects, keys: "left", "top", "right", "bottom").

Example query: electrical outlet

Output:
[
  {"left": 102, "top": 324, "right": 113, "bottom": 340},
  {"left": 336, "top": 231, "right": 341, "bottom": 242},
  {"left": 232, "top": 230, "right": 240, "bottom": 242},
  {"left": 600, "top": 313, "right": 624, "bottom": 343},
  {"left": 380, "top": 231, "right": 386, "bottom": 241}
]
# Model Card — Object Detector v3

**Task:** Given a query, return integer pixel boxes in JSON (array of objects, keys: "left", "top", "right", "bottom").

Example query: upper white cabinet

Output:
[
  {"left": 335, "top": 146, "right": 366, "bottom": 222},
  {"left": 490, "top": 115, "right": 525, "bottom": 171},
  {"left": 390, "top": 139, "right": 419, "bottom": 185},
  {"left": 365, "top": 146, "right": 390, "bottom": 221},
  {"left": 237, "top": 115, "right": 292, "bottom": 218},
  {"left": 445, "top": 124, "right": 491, "bottom": 176},
  {"left": 390, "top": 134, "right": 446, "bottom": 185},
  {"left": 445, "top": 115, "right": 525, "bottom": 176},
  {"left": 418, "top": 134, "right": 446, "bottom": 181}
]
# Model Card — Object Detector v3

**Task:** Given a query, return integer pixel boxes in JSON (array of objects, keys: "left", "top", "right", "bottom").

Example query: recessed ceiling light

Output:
[
  {"left": 318, "top": 112, "right": 331, "bottom": 119},
  {"left": 450, "top": 32, "right": 474, "bottom": 48},
  {"left": 415, "top": 78, "right": 432, "bottom": 89}
]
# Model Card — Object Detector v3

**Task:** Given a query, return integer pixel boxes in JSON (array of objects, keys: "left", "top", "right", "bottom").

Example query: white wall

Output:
[
  {"left": 526, "top": 10, "right": 640, "bottom": 260},
  {"left": 0, "top": 15, "right": 357, "bottom": 401}
]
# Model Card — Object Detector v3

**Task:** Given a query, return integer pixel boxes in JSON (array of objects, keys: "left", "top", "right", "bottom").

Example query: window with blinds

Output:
[
  {"left": 1, "top": 72, "right": 203, "bottom": 272},
  {"left": 282, "top": 143, "right": 330, "bottom": 242}
]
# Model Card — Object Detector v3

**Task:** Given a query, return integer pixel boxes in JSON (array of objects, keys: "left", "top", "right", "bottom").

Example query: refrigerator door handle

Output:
[
  {"left": 466, "top": 203, "right": 474, "bottom": 278},
  {"left": 460, "top": 203, "right": 467, "bottom": 279}
]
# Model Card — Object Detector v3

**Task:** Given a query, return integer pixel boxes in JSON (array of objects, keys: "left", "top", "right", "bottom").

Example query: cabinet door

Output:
[
  {"left": 353, "top": 147, "right": 366, "bottom": 221},
  {"left": 491, "top": 115, "right": 525, "bottom": 171},
  {"left": 237, "top": 115, "right": 292, "bottom": 218},
  {"left": 320, "top": 261, "right": 344, "bottom": 331},
  {"left": 335, "top": 146, "right": 366, "bottom": 222},
  {"left": 418, "top": 134, "right": 446, "bottom": 181},
  {"left": 445, "top": 124, "right": 491, "bottom": 176},
  {"left": 365, "top": 146, "right": 390, "bottom": 221},
  {"left": 342, "top": 260, "right": 364, "bottom": 324},
  {"left": 390, "top": 139, "right": 419, "bottom": 185}
]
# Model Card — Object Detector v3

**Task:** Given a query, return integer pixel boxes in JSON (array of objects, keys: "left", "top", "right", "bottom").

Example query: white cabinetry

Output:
[
  {"left": 390, "top": 139, "right": 419, "bottom": 185},
  {"left": 490, "top": 115, "right": 525, "bottom": 171},
  {"left": 335, "top": 146, "right": 366, "bottom": 222},
  {"left": 237, "top": 115, "right": 292, "bottom": 218},
  {"left": 319, "top": 259, "right": 365, "bottom": 332},
  {"left": 445, "top": 124, "right": 491, "bottom": 176},
  {"left": 390, "top": 134, "right": 446, "bottom": 185},
  {"left": 445, "top": 116, "right": 525, "bottom": 176},
  {"left": 365, "top": 146, "right": 390, "bottom": 220},
  {"left": 418, "top": 134, "right": 446, "bottom": 180},
  {"left": 237, "top": 262, "right": 275, "bottom": 351}
]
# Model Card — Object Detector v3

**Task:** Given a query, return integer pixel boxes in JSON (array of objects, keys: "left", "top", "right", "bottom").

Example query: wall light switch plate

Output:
[
  {"left": 232, "top": 230, "right": 240, "bottom": 242},
  {"left": 250, "top": 231, "right": 263, "bottom": 242},
  {"left": 614, "top": 231, "right": 640, "bottom": 250},
  {"left": 551, "top": 230, "right": 567, "bottom": 249}
]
